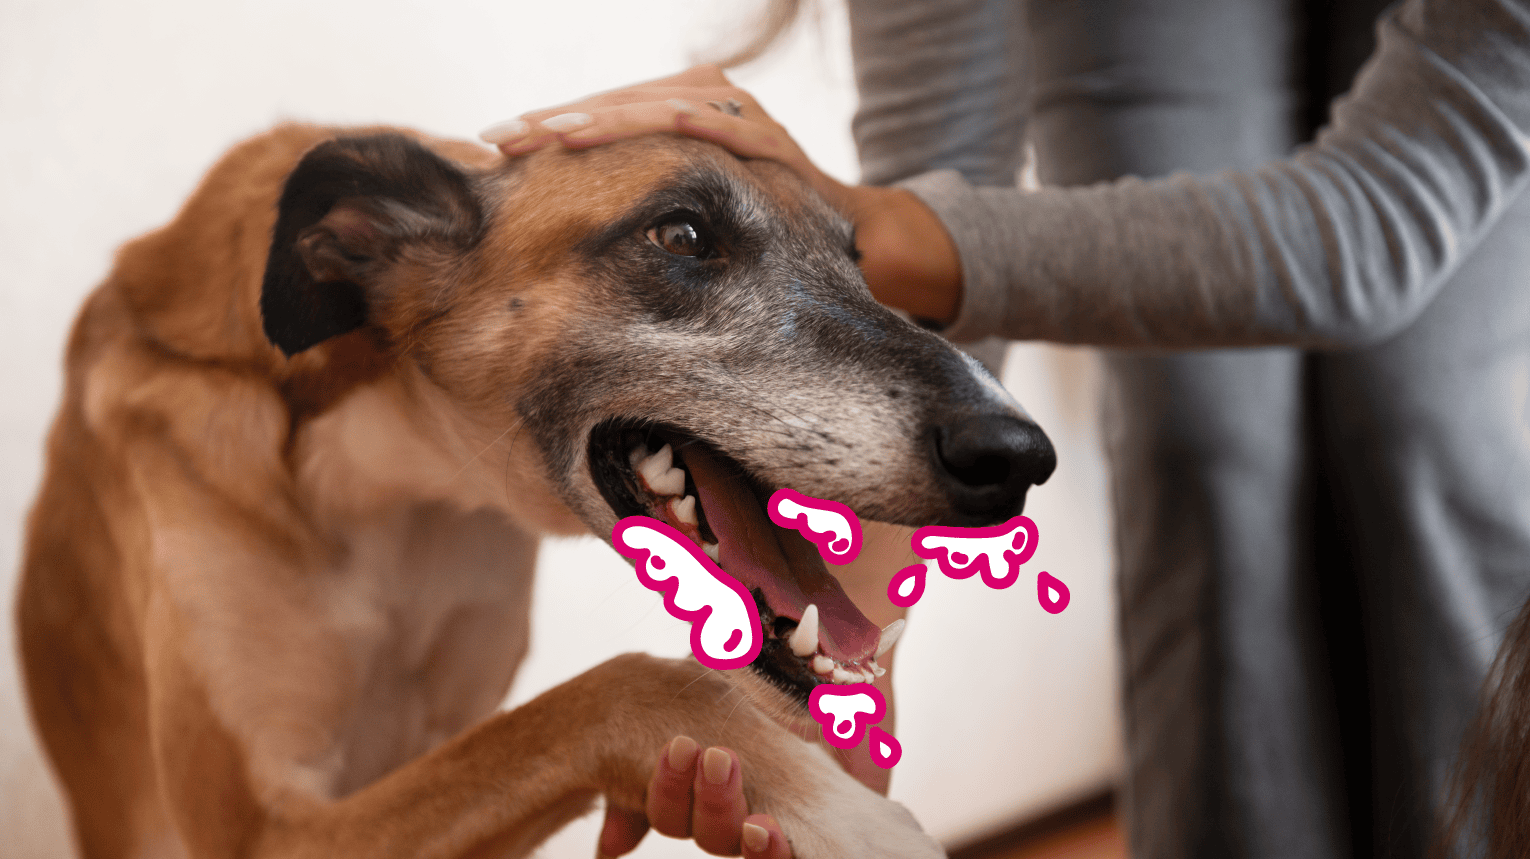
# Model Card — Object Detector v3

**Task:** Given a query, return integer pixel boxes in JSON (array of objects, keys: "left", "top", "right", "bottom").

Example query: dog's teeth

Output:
[
  {"left": 628, "top": 444, "right": 648, "bottom": 469},
  {"left": 702, "top": 542, "right": 720, "bottom": 561},
  {"left": 671, "top": 495, "right": 698, "bottom": 526},
  {"left": 862, "top": 669, "right": 877, "bottom": 683},
  {"left": 812, "top": 655, "right": 834, "bottom": 675},
  {"left": 788, "top": 604, "right": 819, "bottom": 657},
  {"left": 875, "top": 618, "right": 905, "bottom": 658},
  {"left": 831, "top": 667, "right": 856, "bottom": 684},
  {"left": 636, "top": 443, "right": 670, "bottom": 478},
  {"left": 872, "top": 664, "right": 887, "bottom": 677},
  {"left": 637, "top": 444, "right": 675, "bottom": 487},
  {"left": 651, "top": 468, "right": 687, "bottom": 497}
]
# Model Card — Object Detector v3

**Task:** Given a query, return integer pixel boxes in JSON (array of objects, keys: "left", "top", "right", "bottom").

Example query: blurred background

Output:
[{"left": 0, "top": 0, "right": 1122, "bottom": 855}]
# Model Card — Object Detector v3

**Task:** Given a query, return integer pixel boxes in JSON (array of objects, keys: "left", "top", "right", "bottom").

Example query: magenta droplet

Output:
[
  {"left": 1037, "top": 571, "right": 1070, "bottom": 614},
  {"left": 888, "top": 563, "right": 927, "bottom": 608},
  {"left": 868, "top": 726, "right": 902, "bottom": 769}
]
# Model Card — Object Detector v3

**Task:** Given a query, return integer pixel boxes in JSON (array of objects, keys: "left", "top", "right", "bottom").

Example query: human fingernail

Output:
[
  {"left": 478, "top": 119, "right": 529, "bottom": 144},
  {"left": 668, "top": 735, "right": 699, "bottom": 770},
  {"left": 702, "top": 747, "right": 731, "bottom": 785},
  {"left": 667, "top": 98, "right": 699, "bottom": 114},
  {"left": 742, "top": 822, "right": 770, "bottom": 853},
  {"left": 543, "top": 112, "right": 593, "bottom": 132}
]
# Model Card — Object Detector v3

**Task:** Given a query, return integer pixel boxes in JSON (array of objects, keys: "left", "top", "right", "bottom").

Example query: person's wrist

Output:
[{"left": 847, "top": 186, "right": 961, "bottom": 327}]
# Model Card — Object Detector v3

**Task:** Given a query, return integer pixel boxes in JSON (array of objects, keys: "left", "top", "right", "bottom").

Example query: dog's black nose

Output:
[{"left": 931, "top": 413, "right": 1057, "bottom": 521}]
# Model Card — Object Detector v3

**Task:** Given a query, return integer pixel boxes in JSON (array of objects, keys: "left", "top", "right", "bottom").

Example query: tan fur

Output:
[{"left": 18, "top": 124, "right": 943, "bottom": 859}]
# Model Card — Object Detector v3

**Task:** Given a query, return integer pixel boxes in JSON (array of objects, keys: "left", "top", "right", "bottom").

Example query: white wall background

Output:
[{"left": 0, "top": 1, "right": 1122, "bottom": 856}]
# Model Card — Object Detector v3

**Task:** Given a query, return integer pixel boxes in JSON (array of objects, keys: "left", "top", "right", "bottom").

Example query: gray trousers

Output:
[{"left": 1025, "top": 2, "right": 1530, "bottom": 857}]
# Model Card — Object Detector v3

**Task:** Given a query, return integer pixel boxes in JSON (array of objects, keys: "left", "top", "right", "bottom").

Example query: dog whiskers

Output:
[
  {"left": 710, "top": 362, "right": 835, "bottom": 438},
  {"left": 719, "top": 687, "right": 750, "bottom": 729},
  {"left": 497, "top": 420, "right": 537, "bottom": 512},
  {"left": 668, "top": 666, "right": 717, "bottom": 705}
]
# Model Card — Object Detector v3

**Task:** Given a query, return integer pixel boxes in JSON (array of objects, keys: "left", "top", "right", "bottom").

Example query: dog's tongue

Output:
[{"left": 682, "top": 446, "right": 880, "bottom": 664}]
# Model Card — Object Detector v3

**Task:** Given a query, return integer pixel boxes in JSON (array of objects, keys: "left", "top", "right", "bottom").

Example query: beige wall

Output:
[{"left": 0, "top": 1, "right": 1121, "bottom": 855}]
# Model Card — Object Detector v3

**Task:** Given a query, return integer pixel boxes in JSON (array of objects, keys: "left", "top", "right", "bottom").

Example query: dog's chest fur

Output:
[
  {"left": 235, "top": 382, "right": 543, "bottom": 799},
  {"left": 304, "top": 501, "right": 535, "bottom": 796}
]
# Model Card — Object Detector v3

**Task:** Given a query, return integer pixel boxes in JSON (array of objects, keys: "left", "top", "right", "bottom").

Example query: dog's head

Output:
[{"left": 261, "top": 130, "right": 1055, "bottom": 707}]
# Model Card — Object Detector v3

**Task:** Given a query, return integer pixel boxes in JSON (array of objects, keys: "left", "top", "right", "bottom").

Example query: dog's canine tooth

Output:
[
  {"left": 812, "top": 655, "right": 834, "bottom": 675},
  {"left": 875, "top": 618, "right": 905, "bottom": 658},
  {"left": 788, "top": 604, "right": 819, "bottom": 657},
  {"left": 702, "top": 542, "right": 720, "bottom": 561},
  {"left": 671, "top": 495, "right": 698, "bottom": 526},
  {"left": 872, "top": 663, "right": 887, "bottom": 677}
]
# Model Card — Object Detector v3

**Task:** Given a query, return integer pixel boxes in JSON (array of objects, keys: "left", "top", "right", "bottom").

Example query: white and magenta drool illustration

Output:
[
  {"left": 890, "top": 515, "right": 1071, "bottom": 614},
  {"left": 611, "top": 516, "right": 763, "bottom": 671},
  {"left": 809, "top": 683, "right": 887, "bottom": 750},
  {"left": 914, "top": 515, "right": 1039, "bottom": 589},
  {"left": 767, "top": 487, "right": 863, "bottom": 565},
  {"left": 868, "top": 726, "right": 902, "bottom": 769}
]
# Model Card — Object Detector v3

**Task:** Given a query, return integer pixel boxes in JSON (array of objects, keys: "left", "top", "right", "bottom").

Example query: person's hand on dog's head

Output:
[
  {"left": 480, "top": 65, "right": 849, "bottom": 213},
  {"left": 480, "top": 65, "right": 964, "bottom": 326}
]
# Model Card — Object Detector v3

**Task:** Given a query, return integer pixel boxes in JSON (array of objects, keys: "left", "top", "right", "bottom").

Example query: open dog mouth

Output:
[{"left": 589, "top": 420, "right": 900, "bottom": 704}]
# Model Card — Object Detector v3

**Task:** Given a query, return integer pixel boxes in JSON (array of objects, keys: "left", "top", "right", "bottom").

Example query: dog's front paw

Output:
[{"left": 753, "top": 745, "right": 944, "bottom": 859}]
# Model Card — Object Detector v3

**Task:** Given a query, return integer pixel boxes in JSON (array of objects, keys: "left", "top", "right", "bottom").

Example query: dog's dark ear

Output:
[{"left": 261, "top": 133, "right": 483, "bottom": 356}]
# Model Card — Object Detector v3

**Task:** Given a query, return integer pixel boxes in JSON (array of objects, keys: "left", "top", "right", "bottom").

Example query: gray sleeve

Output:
[
  {"left": 849, "top": 0, "right": 1030, "bottom": 188},
  {"left": 908, "top": 0, "right": 1530, "bottom": 348}
]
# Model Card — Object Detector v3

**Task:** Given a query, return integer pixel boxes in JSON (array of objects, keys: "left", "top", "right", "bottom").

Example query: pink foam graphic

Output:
[
  {"left": 911, "top": 515, "right": 1040, "bottom": 591},
  {"left": 887, "top": 562, "right": 928, "bottom": 608},
  {"left": 868, "top": 726, "right": 902, "bottom": 769},
  {"left": 611, "top": 516, "right": 763, "bottom": 670},
  {"left": 766, "top": 488, "right": 863, "bottom": 564},
  {"left": 808, "top": 683, "right": 887, "bottom": 750},
  {"left": 1037, "top": 570, "right": 1071, "bottom": 615}
]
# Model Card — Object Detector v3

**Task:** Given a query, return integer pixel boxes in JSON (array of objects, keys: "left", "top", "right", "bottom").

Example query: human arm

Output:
[{"left": 916, "top": 0, "right": 1530, "bottom": 347}]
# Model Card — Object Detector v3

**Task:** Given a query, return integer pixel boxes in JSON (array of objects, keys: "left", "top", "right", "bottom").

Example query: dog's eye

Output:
[{"left": 647, "top": 220, "right": 712, "bottom": 259}]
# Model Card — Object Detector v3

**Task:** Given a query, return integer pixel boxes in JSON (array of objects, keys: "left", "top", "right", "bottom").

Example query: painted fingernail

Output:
[
  {"left": 742, "top": 822, "right": 770, "bottom": 853},
  {"left": 668, "top": 735, "right": 699, "bottom": 770},
  {"left": 478, "top": 119, "right": 529, "bottom": 144},
  {"left": 667, "top": 98, "right": 699, "bottom": 114},
  {"left": 702, "top": 747, "right": 732, "bottom": 785},
  {"left": 543, "top": 112, "right": 593, "bottom": 132}
]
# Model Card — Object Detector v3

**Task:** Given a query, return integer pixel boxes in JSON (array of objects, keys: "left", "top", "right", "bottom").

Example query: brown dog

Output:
[{"left": 17, "top": 122, "right": 1054, "bottom": 858}]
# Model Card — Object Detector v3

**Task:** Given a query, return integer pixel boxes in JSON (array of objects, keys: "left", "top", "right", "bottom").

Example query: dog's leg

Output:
[
  {"left": 147, "top": 636, "right": 938, "bottom": 859},
  {"left": 268, "top": 655, "right": 942, "bottom": 859}
]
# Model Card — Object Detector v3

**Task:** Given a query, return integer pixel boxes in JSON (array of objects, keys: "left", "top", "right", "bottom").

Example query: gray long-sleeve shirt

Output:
[{"left": 872, "top": 0, "right": 1530, "bottom": 350}]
